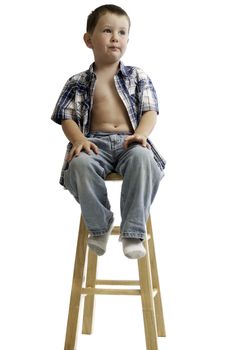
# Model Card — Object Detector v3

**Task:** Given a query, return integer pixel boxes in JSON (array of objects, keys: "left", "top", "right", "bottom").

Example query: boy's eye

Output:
[
  {"left": 103, "top": 28, "right": 111, "bottom": 33},
  {"left": 119, "top": 30, "right": 126, "bottom": 35}
]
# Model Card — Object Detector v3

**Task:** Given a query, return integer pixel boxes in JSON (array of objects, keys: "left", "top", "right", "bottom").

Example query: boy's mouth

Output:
[{"left": 109, "top": 46, "right": 120, "bottom": 50}]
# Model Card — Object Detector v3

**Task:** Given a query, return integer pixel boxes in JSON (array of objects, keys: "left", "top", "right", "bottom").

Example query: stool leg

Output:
[
  {"left": 82, "top": 249, "right": 98, "bottom": 334},
  {"left": 64, "top": 216, "right": 88, "bottom": 350},
  {"left": 138, "top": 238, "right": 158, "bottom": 350},
  {"left": 147, "top": 216, "right": 166, "bottom": 337}
]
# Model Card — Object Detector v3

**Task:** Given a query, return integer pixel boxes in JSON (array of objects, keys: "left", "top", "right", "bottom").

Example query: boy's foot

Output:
[
  {"left": 122, "top": 238, "right": 146, "bottom": 259},
  {"left": 88, "top": 221, "right": 114, "bottom": 256}
]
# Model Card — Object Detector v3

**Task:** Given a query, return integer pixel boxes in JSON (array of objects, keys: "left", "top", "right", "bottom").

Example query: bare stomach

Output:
[
  {"left": 90, "top": 98, "right": 133, "bottom": 133},
  {"left": 90, "top": 121, "right": 132, "bottom": 133}
]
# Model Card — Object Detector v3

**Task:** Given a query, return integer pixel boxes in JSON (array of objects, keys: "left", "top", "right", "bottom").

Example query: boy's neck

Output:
[{"left": 94, "top": 61, "right": 120, "bottom": 76}]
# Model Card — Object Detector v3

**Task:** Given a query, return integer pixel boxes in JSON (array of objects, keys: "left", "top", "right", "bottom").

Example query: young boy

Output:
[{"left": 51, "top": 4, "right": 165, "bottom": 259}]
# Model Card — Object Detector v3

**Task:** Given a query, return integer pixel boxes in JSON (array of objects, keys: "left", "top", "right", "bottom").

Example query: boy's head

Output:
[
  {"left": 84, "top": 4, "right": 130, "bottom": 65},
  {"left": 86, "top": 4, "right": 130, "bottom": 34}
]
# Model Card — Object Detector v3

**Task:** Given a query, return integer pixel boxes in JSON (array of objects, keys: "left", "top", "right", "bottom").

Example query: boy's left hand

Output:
[{"left": 123, "top": 133, "right": 150, "bottom": 149}]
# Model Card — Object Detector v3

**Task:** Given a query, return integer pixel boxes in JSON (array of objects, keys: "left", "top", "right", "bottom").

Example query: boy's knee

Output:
[
  {"left": 129, "top": 146, "right": 153, "bottom": 165},
  {"left": 67, "top": 153, "right": 104, "bottom": 178},
  {"left": 68, "top": 153, "right": 92, "bottom": 176},
  {"left": 128, "top": 146, "right": 162, "bottom": 178}
]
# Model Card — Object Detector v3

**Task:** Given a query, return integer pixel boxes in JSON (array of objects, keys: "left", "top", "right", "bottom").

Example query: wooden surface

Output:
[
  {"left": 138, "top": 239, "right": 159, "bottom": 350},
  {"left": 63, "top": 175, "right": 165, "bottom": 350},
  {"left": 82, "top": 249, "right": 98, "bottom": 334},
  {"left": 105, "top": 172, "right": 123, "bottom": 181},
  {"left": 64, "top": 217, "right": 88, "bottom": 350}
]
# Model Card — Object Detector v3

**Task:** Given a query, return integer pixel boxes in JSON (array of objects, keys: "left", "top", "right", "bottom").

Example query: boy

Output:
[{"left": 51, "top": 4, "right": 165, "bottom": 259}]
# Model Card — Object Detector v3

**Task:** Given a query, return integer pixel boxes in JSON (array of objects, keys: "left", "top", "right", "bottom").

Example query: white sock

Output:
[
  {"left": 122, "top": 238, "right": 146, "bottom": 259},
  {"left": 88, "top": 221, "right": 114, "bottom": 256}
]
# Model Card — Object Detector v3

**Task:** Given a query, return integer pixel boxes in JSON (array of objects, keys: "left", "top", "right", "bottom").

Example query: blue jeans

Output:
[{"left": 63, "top": 132, "right": 163, "bottom": 240}]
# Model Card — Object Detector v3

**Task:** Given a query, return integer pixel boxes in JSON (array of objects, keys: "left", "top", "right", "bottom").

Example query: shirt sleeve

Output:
[
  {"left": 51, "top": 77, "right": 76, "bottom": 125},
  {"left": 141, "top": 74, "right": 159, "bottom": 115}
]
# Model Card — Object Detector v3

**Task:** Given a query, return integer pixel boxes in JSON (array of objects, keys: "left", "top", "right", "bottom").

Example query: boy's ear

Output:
[{"left": 83, "top": 32, "right": 93, "bottom": 48}]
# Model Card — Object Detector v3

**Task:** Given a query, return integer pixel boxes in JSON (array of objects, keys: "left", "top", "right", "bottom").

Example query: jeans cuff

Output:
[{"left": 119, "top": 232, "right": 145, "bottom": 241}]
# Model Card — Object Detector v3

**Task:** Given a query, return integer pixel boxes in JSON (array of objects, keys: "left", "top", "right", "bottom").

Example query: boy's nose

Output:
[{"left": 111, "top": 33, "right": 119, "bottom": 42}]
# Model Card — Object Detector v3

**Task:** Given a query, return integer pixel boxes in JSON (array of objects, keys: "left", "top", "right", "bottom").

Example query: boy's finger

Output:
[
  {"left": 74, "top": 145, "right": 83, "bottom": 156},
  {"left": 125, "top": 135, "right": 133, "bottom": 141},
  {"left": 142, "top": 139, "right": 147, "bottom": 147},
  {"left": 68, "top": 145, "right": 81, "bottom": 160},
  {"left": 83, "top": 145, "right": 91, "bottom": 154},
  {"left": 67, "top": 148, "right": 75, "bottom": 161},
  {"left": 91, "top": 143, "right": 99, "bottom": 154},
  {"left": 123, "top": 139, "right": 129, "bottom": 148},
  {"left": 123, "top": 135, "right": 133, "bottom": 148}
]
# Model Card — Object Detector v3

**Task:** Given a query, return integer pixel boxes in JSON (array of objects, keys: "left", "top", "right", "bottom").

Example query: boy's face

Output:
[{"left": 84, "top": 12, "right": 129, "bottom": 65}]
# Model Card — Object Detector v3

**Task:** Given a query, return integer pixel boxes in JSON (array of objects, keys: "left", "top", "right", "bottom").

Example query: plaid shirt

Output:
[{"left": 51, "top": 62, "right": 166, "bottom": 185}]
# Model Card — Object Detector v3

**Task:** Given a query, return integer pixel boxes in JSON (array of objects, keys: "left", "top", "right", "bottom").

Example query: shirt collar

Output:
[
  {"left": 88, "top": 63, "right": 95, "bottom": 76},
  {"left": 118, "top": 61, "right": 129, "bottom": 77}
]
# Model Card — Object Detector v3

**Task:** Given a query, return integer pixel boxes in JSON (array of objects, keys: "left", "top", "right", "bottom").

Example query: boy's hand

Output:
[
  {"left": 123, "top": 133, "right": 150, "bottom": 149},
  {"left": 67, "top": 140, "right": 99, "bottom": 161}
]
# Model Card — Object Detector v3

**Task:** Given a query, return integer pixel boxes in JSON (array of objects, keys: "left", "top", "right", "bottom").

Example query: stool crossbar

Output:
[{"left": 64, "top": 173, "right": 165, "bottom": 350}]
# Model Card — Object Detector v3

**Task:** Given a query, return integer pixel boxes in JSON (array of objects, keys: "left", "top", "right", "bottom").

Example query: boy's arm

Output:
[
  {"left": 124, "top": 111, "right": 157, "bottom": 149},
  {"left": 62, "top": 120, "right": 98, "bottom": 161}
]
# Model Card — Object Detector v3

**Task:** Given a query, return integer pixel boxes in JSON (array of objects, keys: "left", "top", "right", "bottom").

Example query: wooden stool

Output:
[{"left": 64, "top": 173, "right": 166, "bottom": 350}]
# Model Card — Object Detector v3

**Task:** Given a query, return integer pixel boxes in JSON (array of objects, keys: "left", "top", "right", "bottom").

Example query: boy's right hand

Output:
[{"left": 67, "top": 140, "right": 99, "bottom": 162}]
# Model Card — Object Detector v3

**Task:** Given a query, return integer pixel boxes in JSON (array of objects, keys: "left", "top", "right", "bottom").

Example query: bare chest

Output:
[
  {"left": 90, "top": 74, "right": 132, "bottom": 132},
  {"left": 93, "top": 78, "right": 121, "bottom": 106}
]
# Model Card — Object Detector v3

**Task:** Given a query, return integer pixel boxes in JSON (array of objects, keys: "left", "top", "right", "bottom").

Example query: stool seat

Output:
[
  {"left": 105, "top": 172, "right": 123, "bottom": 181},
  {"left": 64, "top": 173, "right": 165, "bottom": 350}
]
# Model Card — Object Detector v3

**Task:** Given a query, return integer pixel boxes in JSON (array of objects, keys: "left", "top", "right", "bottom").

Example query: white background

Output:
[{"left": 1, "top": 0, "right": 232, "bottom": 349}]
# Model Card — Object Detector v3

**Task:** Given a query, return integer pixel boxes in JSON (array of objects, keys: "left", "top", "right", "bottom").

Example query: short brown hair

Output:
[{"left": 86, "top": 4, "right": 131, "bottom": 34}]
